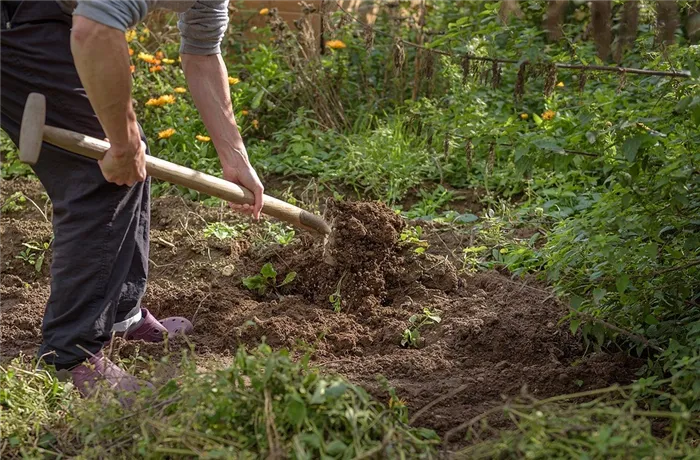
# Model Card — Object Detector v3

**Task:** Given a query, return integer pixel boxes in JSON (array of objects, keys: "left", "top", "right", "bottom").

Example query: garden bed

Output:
[{"left": 0, "top": 177, "right": 641, "bottom": 450}]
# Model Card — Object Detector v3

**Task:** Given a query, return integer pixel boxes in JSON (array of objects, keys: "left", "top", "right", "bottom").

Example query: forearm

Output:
[
  {"left": 70, "top": 16, "right": 140, "bottom": 153},
  {"left": 181, "top": 53, "right": 248, "bottom": 171}
]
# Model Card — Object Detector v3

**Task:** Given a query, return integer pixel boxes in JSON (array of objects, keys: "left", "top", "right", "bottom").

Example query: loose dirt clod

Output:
[{"left": 1, "top": 180, "right": 641, "bottom": 449}]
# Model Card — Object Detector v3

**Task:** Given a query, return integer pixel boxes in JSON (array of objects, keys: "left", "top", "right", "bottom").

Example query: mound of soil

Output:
[{"left": 0, "top": 178, "right": 641, "bottom": 450}]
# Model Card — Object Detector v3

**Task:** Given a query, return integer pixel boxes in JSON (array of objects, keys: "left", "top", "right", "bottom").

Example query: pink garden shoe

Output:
[
  {"left": 121, "top": 308, "right": 193, "bottom": 343},
  {"left": 70, "top": 351, "right": 146, "bottom": 397}
]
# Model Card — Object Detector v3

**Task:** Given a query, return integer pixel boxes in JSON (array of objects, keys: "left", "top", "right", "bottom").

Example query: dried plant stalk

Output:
[
  {"left": 591, "top": 0, "right": 612, "bottom": 60},
  {"left": 466, "top": 140, "right": 473, "bottom": 172},
  {"left": 546, "top": 0, "right": 568, "bottom": 41},
  {"left": 613, "top": 1, "right": 639, "bottom": 63},
  {"left": 393, "top": 37, "right": 406, "bottom": 76},
  {"left": 514, "top": 62, "right": 527, "bottom": 101},
  {"left": 656, "top": 0, "right": 679, "bottom": 46},
  {"left": 578, "top": 70, "right": 588, "bottom": 93},
  {"left": 486, "top": 143, "right": 496, "bottom": 178},
  {"left": 461, "top": 55, "right": 471, "bottom": 83},
  {"left": 543, "top": 64, "right": 557, "bottom": 97},
  {"left": 363, "top": 23, "right": 374, "bottom": 51},
  {"left": 444, "top": 133, "right": 451, "bottom": 159},
  {"left": 617, "top": 70, "right": 627, "bottom": 94},
  {"left": 491, "top": 61, "right": 501, "bottom": 89}
]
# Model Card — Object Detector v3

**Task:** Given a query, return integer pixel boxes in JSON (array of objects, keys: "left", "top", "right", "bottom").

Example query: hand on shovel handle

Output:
[{"left": 19, "top": 93, "right": 331, "bottom": 235}]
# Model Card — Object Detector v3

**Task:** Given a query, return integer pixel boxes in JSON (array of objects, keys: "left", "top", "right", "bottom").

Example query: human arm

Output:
[
  {"left": 70, "top": 15, "right": 146, "bottom": 186},
  {"left": 178, "top": 0, "right": 264, "bottom": 219},
  {"left": 181, "top": 54, "right": 264, "bottom": 219}
]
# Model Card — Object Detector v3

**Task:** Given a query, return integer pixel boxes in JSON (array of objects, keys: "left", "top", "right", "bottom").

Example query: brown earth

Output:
[{"left": 0, "top": 177, "right": 641, "bottom": 450}]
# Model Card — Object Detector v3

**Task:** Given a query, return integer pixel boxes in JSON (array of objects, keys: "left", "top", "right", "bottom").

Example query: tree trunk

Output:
[
  {"left": 656, "top": 0, "right": 679, "bottom": 45},
  {"left": 591, "top": 0, "right": 612, "bottom": 61},
  {"left": 613, "top": 1, "right": 639, "bottom": 63},
  {"left": 546, "top": 0, "right": 568, "bottom": 41}
]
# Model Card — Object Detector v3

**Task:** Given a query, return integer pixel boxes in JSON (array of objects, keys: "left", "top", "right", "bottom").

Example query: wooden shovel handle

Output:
[{"left": 42, "top": 125, "right": 331, "bottom": 235}]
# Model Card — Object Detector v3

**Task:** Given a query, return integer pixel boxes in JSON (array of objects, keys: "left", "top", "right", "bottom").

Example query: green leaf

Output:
[
  {"left": 260, "top": 263, "right": 277, "bottom": 279},
  {"left": 692, "top": 105, "right": 700, "bottom": 127},
  {"left": 242, "top": 275, "right": 264, "bottom": 291},
  {"left": 279, "top": 271, "right": 297, "bottom": 286},
  {"left": 35, "top": 253, "right": 44, "bottom": 272},
  {"left": 286, "top": 394, "right": 307, "bottom": 427},
  {"left": 456, "top": 213, "right": 478, "bottom": 223},
  {"left": 251, "top": 89, "right": 265, "bottom": 109},
  {"left": 533, "top": 138, "right": 564, "bottom": 153},
  {"left": 570, "top": 319, "right": 581, "bottom": 335},
  {"left": 310, "top": 380, "right": 328, "bottom": 405},
  {"left": 532, "top": 113, "right": 543, "bottom": 126},
  {"left": 325, "top": 440, "right": 347, "bottom": 456},
  {"left": 324, "top": 381, "right": 348, "bottom": 400},
  {"left": 622, "top": 135, "right": 643, "bottom": 162},
  {"left": 592, "top": 288, "right": 606, "bottom": 304},
  {"left": 514, "top": 145, "right": 528, "bottom": 162},
  {"left": 615, "top": 275, "right": 630, "bottom": 294},
  {"left": 644, "top": 314, "right": 659, "bottom": 326},
  {"left": 570, "top": 296, "right": 584, "bottom": 310},
  {"left": 585, "top": 131, "right": 596, "bottom": 144}
]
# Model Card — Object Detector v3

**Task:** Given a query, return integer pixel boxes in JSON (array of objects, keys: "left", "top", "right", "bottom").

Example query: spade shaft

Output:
[{"left": 19, "top": 93, "right": 330, "bottom": 235}]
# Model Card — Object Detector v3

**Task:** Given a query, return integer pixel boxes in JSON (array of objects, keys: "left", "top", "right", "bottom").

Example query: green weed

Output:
[
  {"left": 401, "top": 308, "right": 442, "bottom": 348},
  {"left": 242, "top": 262, "right": 296, "bottom": 295},
  {"left": 15, "top": 239, "right": 52, "bottom": 273},
  {"left": 1, "top": 192, "right": 26, "bottom": 213},
  {"left": 0, "top": 346, "right": 439, "bottom": 458},
  {"left": 399, "top": 225, "right": 430, "bottom": 255},
  {"left": 203, "top": 221, "right": 247, "bottom": 240}
]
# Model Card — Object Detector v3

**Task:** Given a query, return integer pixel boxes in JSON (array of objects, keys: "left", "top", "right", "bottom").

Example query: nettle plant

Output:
[
  {"left": 203, "top": 221, "right": 248, "bottom": 240},
  {"left": 16, "top": 238, "right": 53, "bottom": 273},
  {"left": 401, "top": 308, "right": 442, "bottom": 348},
  {"left": 399, "top": 225, "right": 429, "bottom": 255},
  {"left": 242, "top": 263, "right": 296, "bottom": 296}
]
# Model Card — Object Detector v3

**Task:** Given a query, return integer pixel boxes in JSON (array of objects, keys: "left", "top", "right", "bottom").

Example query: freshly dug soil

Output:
[{"left": 0, "top": 178, "right": 641, "bottom": 450}]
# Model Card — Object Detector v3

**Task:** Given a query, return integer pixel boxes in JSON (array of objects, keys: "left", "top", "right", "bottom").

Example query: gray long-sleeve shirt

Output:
[{"left": 57, "top": 0, "right": 228, "bottom": 55}]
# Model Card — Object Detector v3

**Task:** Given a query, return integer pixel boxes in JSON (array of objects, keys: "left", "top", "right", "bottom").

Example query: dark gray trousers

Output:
[{"left": 1, "top": 1, "right": 150, "bottom": 368}]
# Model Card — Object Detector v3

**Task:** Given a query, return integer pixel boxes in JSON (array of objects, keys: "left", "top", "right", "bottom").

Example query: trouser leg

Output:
[{"left": 1, "top": 1, "right": 150, "bottom": 368}]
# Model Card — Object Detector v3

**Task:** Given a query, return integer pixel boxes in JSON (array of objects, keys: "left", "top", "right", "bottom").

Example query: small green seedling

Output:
[
  {"left": 275, "top": 228, "right": 295, "bottom": 245},
  {"left": 16, "top": 239, "right": 52, "bottom": 273},
  {"left": 328, "top": 273, "right": 347, "bottom": 313},
  {"left": 399, "top": 225, "right": 429, "bottom": 254},
  {"left": 242, "top": 262, "right": 296, "bottom": 295},
  {"left": 401, "top": 307, "right": 442, "bottom": 348},
  {"left": 1, "top": 192, "right": 26, "bottom": 213},
  {"left": 204, "top": 221, "right": 247, "bottom": 240}
]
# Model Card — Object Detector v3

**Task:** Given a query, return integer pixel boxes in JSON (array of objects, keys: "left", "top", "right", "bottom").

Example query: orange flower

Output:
[
  {"left": 128, "top": 48, "right": 134, "bottom": 56},
  {"left": 155, "top": 51, "right": 164, "bottom": 59},
  {"left": 556, "top": 81, "right": 564, "bottom": 88},
  {"left": 326, "top": 39, "right": 347, "bottom": 50},
  {"left": 130, "top": 65, "right": 135, "bottom": 73},
  {"left": 259, "top": 8, "right": 269, "bottom": 15},
  {"left": 145, "top": 95, "right": 176, "bottom": 107},
  {"left": 542, "top": 110, "right": 556, "bottom": 121},
  {"left": 125, "top": 30, "right": 137, "bottom": 42},
  {"left": 149, "top": 65, "right": 163, "bottom": 73},
  {"left": 252, "top": 119, "right": 259, "bottom": 129},
  {"left": 196, "top": 135, "right": 211, "bottom": 142},
  {"left": 241, "top": 110, "right": 249, "bottom": 116},
  {"left": 174, "top": 87, "right": 187, "bottom": 93},
  {"left": 138, "top": 52, "right": 160, "bottom": 65},
  {"left": 520, "top": 113, "right": 528, "bottom": 120},
  {"left": 158, "top": 128, "right": 176, "bottom": 139},
  {"left": 228, "top": 76, "right": 240, "bottom": 85}
]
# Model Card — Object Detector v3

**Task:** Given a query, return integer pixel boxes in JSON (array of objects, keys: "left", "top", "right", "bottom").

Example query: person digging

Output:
[{"left": 0, "top": 0, "right": 264, "bottom": 396}]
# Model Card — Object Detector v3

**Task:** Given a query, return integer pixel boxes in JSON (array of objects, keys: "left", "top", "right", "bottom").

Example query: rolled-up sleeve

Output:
[
  {"left": 73, "top": 0, "right": 148, "bottom": 31},
  {"left": 178, "top": 0, "right": 229, "bottom": 55}
]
